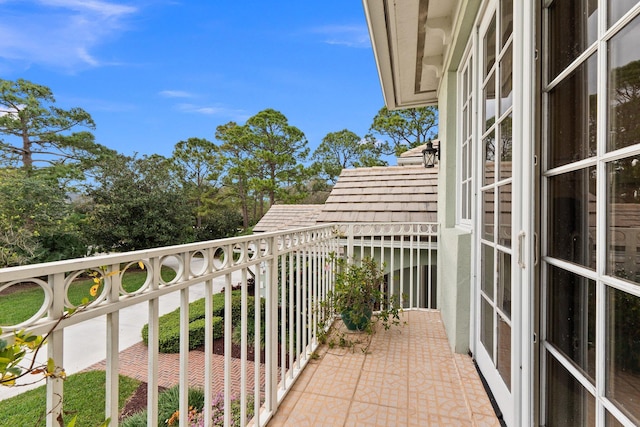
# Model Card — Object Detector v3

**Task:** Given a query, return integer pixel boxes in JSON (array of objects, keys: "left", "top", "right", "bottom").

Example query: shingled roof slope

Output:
[
  {"left": 316, "top": 166, "right": 438, "bottom": 223},
  {"left": 253, "top": 204, "right": 324, "bottom": 232}
]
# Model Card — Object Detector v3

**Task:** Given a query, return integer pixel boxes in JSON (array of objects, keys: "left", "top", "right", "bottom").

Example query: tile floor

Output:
[{"left": 267, "top": 310, "right": 502, "bottom": 426}]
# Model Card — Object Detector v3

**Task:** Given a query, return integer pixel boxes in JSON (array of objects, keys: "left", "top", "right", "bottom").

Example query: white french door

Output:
[
  {"left": 540, "top": 1, "right": 640, "bottom": 426},
  {"left": 473, "top": 0, "right": 518, "bottom": 424}
]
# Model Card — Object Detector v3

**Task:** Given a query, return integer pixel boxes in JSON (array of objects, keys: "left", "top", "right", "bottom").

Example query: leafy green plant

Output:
[
  {"left": 120, "top": 385, "right": 205, "bottom": 427},
  {"left": 320, "top": 254, "right": 403, "bottom": 351}
]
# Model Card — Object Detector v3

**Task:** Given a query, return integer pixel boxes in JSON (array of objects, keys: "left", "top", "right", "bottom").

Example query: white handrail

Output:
[{"left": 0, "top": 222, "right": 438, "bottom": 426}]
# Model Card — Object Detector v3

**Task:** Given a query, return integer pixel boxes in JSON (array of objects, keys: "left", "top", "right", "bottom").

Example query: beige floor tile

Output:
[
  {"left": 305, "top": 363, "right": 360, "bottom": 399},
  {"left": 290, "top": 361, "right": 318, "bottom": 392},
  {"left": 454, "top": 353, "right": 480, "bottom": 380},
  {"left": 354, "top": 370, "right": 408, "bottom": 408},
  {"left": 409, "top": 414, "right": 473, "bottom": 426},
  {"left": 266, "top": 311, "right": 500, "bottom": 427},
  {"left": 346, "top": 401, "right": 408, "bottom": 426},
  {"left": 280, "top": 389, "right": 303, "bottom": 408},
  {"left": 319, "top": 347, "right": 366, "bottom": 370},
  {"left": 473, "top": 412, "right": 504, "bottom": 427},
  {"left": 462, "top": 380, "right": 496, "bottom": 417},
  {"left": 410, "top": 362, "right": 460, "bottom": 388},
  {"left": 283, "top": 393, "right": 351, "bottom": 426},
  {"left": 409, "top": 381, "right": 472, "bottom": 420}
]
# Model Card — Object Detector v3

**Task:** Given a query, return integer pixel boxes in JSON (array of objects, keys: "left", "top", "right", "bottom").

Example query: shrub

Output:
[
  {"left": 188, "top": 392, "right": 255, "bottom": 427},
  {"left": 142, "top": 290, "right": 263, "bottom": 353},
  {"left": 121, "top": 385, "right": 205, "bottom": 427}
]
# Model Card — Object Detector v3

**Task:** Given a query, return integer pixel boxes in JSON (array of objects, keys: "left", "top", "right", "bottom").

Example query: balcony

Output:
[
  {"left": 0, "top": 223, "right": 498, "bottom": 426},
  {"left": 269, "top": 310, "right": 499, "bottom": 426}
]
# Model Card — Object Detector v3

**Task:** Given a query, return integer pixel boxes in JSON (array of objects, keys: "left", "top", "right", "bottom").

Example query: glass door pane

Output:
[
  {"left": 543, "top": 2, "right": 640, "bottom": 425},
  {"left": 475, "top": 1, "right": 515, "bottom": 421}
]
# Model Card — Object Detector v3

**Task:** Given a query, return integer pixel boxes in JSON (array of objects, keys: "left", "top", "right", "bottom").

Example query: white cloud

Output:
[
  {"left": 311, "top": 25, "right": 370, "bottom": 49},
  {"left": 0, "top": 0, "right": 137, "bottom": 72},
  {"left": 178, "top": 104, "right": 224, "bottom": 115},
  {"left": 176, "top": 103, "right": 249, "bottom": 121},
  {"left": 0, "top": 105, "right": 20, "bottom": 117},
  {"left": 38, "top": 0, "right": 136, "bottom": 16},
  {"left": 159, "top": 90, "right": 195, "bottom": 99}
]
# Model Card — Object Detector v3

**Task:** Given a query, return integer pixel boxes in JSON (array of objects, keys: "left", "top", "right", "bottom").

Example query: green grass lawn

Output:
[
  {"left": 0, "top": 266, "right": 177, "bottom": 326},
  {"left": 0, "top": 370, "right": 140, "bottom": 427}
]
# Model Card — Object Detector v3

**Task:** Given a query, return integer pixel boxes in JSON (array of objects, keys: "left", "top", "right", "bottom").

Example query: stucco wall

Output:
[
  {"left": 436, "top": 67, "right": 474, "bottom": 354},
  {"left": 438, "top": 227, "right": 471, "bottom": 353}
]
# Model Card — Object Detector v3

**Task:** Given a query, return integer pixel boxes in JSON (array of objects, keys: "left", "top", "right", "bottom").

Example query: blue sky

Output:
[{"left": 0, "top": 1, "right": 386, "bottom": 162}]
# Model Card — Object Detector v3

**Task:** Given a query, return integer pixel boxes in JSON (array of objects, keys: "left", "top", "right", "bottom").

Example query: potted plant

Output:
[{"left": 326, "top": 254, "right": 402, "bottom": 333}]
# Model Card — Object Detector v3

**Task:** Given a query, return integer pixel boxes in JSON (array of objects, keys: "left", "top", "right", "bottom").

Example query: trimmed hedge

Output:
[{"left": 142, "top": 290, "right": 264, "bottom": 353}]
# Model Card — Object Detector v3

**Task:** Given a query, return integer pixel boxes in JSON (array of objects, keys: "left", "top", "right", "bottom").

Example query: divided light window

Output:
[{"left": 458, "top": 49, "right": 474, "bottom": 226}]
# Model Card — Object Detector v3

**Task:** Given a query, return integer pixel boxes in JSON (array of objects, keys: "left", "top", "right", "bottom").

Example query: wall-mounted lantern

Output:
[{"left": 422, "top": 139, "right": 439, "bottom": 168}]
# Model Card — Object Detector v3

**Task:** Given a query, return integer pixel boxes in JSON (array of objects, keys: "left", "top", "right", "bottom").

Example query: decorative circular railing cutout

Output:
[
  {"left": 0, "top": 278, "right": 51, "bottom": 330},
  {"left": 159, "top": 255, "right": 182, "bottom": 285},
  {"left": 119, "top": 260, "right": 152, "bottom": 296}
]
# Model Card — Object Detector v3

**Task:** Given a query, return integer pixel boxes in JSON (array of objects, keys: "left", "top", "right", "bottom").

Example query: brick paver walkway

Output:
[{"left": 87, "top": 342, "right": 267, "bottom": 396}]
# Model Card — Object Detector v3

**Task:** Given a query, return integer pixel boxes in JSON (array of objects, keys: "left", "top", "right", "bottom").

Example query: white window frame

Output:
[{"left": 456, "top": 43, "right": 475, "bottom": 229}]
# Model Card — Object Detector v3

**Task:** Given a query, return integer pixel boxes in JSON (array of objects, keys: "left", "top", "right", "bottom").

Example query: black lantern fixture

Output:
[{"left": 422, "top": 139, "right": 439, "bottom": 168}]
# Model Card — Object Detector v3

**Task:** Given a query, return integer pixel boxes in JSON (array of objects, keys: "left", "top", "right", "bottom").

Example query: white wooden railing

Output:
[{"left": 0, "top": 222, "right": 438, "bottom": 426}]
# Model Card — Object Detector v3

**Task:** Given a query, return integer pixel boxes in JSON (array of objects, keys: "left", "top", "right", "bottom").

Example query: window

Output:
[{"left": 458, "top": 48, "right": 474, "bottom": 226}]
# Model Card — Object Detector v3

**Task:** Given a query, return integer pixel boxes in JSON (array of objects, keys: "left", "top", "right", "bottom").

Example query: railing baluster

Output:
[
  {"left": 147, "top": 257, "right": 160, "bottom": 427},
  {"left": 203, "top": 267, "right": 214, "bottom": 427},
  {"left": 302, "top": 247, "right": 308, "bottom": 359},
  {"left": 427, "top": 230, "right": 432, "bottom": 309},
  {"left": 280, "top": 249, "right": 286, "bottom": 389},
  {"left": 288, "top": 250, "right": 294, "bottom": 381},
  {"left": 266, "top": 236, "right": 279, "bottom": 416},
  {"left": 295, "top": 250, "right": 302, "bottom": 369},
  {"left": 253, "top": 263, "right": 261, "bottom": 427},
  {"left": 179, "top": 252, "right": 190, "bottom": 427},
  {"left": 240, "top": 267, "right": 248, "bottom": 426},
  {"left": 46, "top": 272, "right": 65, "bottom": 427},
  {"left": 105, "top": 263, "right": 120, "bottom": 424},
  {"left": 224, "top": 270, "right": 232, "bottom": 427},
  {"left": 390, "top": 235, "right": 396, "bottom": 301},
  {"left": 409, "top": 234, "right": 417, "bottom": 308}
]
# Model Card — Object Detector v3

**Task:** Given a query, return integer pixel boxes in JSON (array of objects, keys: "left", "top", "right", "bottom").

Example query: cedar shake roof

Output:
[
  {"left": 254, "top": 165, "right": 439, "bottom": 232},
  {"left": 316, "top": 166, "right": 438, "bottom": 223},
  {"left": 252, "top": 204, "right": 324, "bottom": 232}
]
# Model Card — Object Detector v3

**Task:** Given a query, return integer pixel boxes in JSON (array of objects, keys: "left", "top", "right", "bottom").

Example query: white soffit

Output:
[{"left": 363, "top": 0, "right": 459, "bottom": 110}]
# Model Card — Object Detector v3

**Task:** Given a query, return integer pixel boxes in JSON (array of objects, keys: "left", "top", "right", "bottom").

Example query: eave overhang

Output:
[{"left": 363, "top": 0, "right": 460, "bottom": 110}]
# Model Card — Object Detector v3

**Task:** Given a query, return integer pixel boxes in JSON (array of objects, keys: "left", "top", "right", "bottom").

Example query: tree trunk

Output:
[{"left": 21, "top": 126, "right": 32, "bottom": 172}]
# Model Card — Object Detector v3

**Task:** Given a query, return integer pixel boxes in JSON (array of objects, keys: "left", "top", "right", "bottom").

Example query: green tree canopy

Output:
[
  {"left": 216, "top": 121, "right": 258, "bottom": 228},
  {"left": 216, "top": 109, "right": 310, "bottom": 227},
  {"left": 0, "top": 168, "right": 88, "bottom": 267},
  {"left": 85, "top": 154, "right": 194, "bottom": 251},
  {"left": 170, "top": 137, "right": 223, "bottom": 229},
  {"left": 311, "top": 129, "right": 386, "bottom": 184},
  {"left": 368, "top": 106, "right": 438, "bottom": 156},
  {"left": 0, "top": 78, "right": 113, "bottom": 178},
  {"left": 245, "top": 108, "right": 309, "bottom": 205}
]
